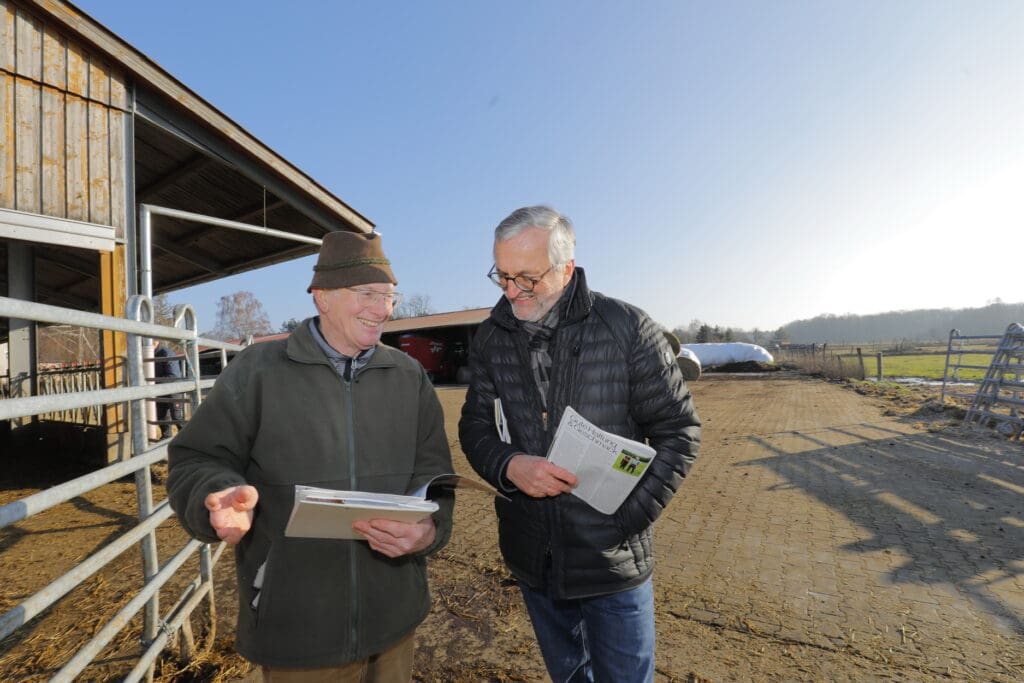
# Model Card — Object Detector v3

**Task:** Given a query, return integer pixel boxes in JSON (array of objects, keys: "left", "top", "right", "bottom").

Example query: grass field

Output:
[
  {"left": 778, "top": 338, "right": 1003, "bottom": 382},
  {"left": 867, "top": 353, "right": 994, "bottom": 380}
]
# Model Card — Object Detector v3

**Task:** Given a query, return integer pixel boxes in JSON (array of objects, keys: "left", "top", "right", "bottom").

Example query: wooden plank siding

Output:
[
  {"left": 0, "top": 0, "right": 129, "bottom": 233},
  {"left": 1, "top": 0, "right": 16, "bottom": 208},
  {"left": 40, "top": 24, "right": 64, "bottom": 217},
  {"left": 64, "top": 38, "right": 89, "bottom": 221},
  {"left": 13, "top": 4, "right": 40, "bottom": 213}
]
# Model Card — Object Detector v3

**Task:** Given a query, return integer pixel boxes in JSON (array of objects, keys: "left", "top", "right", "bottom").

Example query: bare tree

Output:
[
  {"left": 393, "top": 294, "right": 434, "bottom": 320},
  {"left": 152, "top": 294, "right": 176, "bottom": 327},
  {"left": 210, "top": 291, "right": 274, "bottom": 341}
]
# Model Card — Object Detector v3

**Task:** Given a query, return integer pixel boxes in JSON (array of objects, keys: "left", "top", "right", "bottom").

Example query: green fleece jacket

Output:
[{"left": 167, "top": 317, "right": 454, "bottom": 668}]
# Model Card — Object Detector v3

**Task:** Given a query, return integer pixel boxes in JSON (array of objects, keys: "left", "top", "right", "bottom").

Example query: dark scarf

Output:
[{"left": 519, "top": 277, "right": 578, "bottom": 413}]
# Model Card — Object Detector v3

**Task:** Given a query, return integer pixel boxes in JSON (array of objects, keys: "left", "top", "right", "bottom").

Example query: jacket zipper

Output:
[
  {"left": 544, "top": 324, "right": 581, "bottom": 599},
  {"left": 345, "top": 373, "right": 359, "bottom": 657}
]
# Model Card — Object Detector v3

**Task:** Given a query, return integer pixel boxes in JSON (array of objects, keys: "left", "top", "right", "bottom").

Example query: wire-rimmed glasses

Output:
[{"left": 349, "top": 288, "right": 403, "bottom": 308}]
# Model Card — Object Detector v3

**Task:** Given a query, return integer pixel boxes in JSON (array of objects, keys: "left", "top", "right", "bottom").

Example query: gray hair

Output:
[{"left": 494, "top": 205, "right": 576, "bottom": 266}]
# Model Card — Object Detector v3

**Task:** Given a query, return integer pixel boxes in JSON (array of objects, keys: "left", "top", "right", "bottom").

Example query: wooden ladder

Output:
[{"left": 964, "top": 322, "right": 1024, "bottom": 439}]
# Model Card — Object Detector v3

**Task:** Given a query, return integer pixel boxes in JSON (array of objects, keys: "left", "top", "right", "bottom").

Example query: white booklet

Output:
[
  {"left": 546, "top": 406, "right": 657, "bottom": 515},
  {"left": 284, "top": 474, "right": 506, "bottom": 540},
  {"left": 284, "top": 486, "right": 437, "bottom": 540}
]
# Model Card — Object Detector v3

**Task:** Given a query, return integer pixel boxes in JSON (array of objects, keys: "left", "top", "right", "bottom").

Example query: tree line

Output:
[
  {"left": 775, "top": 300, "right": 1024, "bottom": 344},
  {"left": 669, "top": 300, "right": 1024, "bottom": 347}
]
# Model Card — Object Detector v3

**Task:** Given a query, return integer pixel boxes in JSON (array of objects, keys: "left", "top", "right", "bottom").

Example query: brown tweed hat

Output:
[{"left": 307, "top": 231, "right": 397, "bottom": 293}]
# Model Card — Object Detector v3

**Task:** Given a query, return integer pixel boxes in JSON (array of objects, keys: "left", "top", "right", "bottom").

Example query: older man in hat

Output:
[{"left": 168, "top": 231, "right": 454, "bottom": 682}]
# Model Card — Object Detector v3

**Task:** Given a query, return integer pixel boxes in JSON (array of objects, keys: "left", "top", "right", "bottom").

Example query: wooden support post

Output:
[
  {"left": 100, "top": 246, "right": 128, "bottom": 464},
  {"left": 857, "top": 347, "right": 866, "bottom": 380},
  {"left": 876, "top": 352, "right": 883, "bottom": 381}
]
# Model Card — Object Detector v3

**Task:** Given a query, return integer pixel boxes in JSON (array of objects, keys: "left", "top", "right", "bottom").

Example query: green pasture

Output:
[{"left": 865, "top": 353, "right": 994, "bottom": 380}]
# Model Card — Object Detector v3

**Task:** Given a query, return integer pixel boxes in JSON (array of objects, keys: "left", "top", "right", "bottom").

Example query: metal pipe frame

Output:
[
  {"left": 0, "top": 292, "right": 243, "bottom": 678},
  {"left": 137, "top": 202, "right": 322, "bottom": 312},
  {"left": 0, "top": 501, "right": 174, "bottom": 641},
  {"left": 0, "top": 295, "right": 244, "bottom": 351},
  {"left": 140, "top": 203, "right": 324, "bottom": 246},
  {"left": 0, "top": 379, "right": 199, "bottom": 421},
  {"left": 0, "top": 445, "right": 166, "bottom": 529},
  {"left": 126, "top": 295, "right": 161, "bottom": 645},
  {"left": 51, "top": 538, "right": 205, "bottom": 683},
  {"left": 123, "top": 544, "right": 226, "bottom": 683}
]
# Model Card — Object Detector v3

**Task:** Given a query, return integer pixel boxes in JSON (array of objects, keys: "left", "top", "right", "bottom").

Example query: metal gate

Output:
[
  {"left": 0, "top": 294, "right": 244, "bottom": 681},
  {"left": 964, "top": 323, "right": 1024, "bottom": 439}
]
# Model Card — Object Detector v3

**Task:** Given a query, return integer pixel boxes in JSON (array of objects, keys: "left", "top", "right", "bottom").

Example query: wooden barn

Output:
[{"left": 1, "top": 0, "right": 371, "bottom": 462}]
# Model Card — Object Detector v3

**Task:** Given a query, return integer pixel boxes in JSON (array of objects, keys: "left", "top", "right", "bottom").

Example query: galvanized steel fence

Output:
[
  {"left": 940, "top": 328, "right": 1004, "bottom": 402},
  {"left": 963, "top": 323, "right": 1024, "bottom": 439},
  {"left": 0, "top": 294, "right": 245, "bottom": 682}
]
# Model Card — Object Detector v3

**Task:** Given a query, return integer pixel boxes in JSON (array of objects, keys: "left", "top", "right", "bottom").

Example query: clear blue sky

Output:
[{"left": 79, "top": 1, "right": 1022, "bottom": 334}]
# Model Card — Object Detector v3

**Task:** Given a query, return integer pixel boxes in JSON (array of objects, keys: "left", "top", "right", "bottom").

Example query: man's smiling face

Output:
[
  {"left": 312, "top": 285, "right": 396, "bottom": 355},
  {"left": 493, "top": 227, "right": 574, "bottom": 322}
]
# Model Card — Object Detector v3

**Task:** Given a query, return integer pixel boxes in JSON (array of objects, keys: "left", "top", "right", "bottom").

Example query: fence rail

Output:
[
  {"left": 0, "top": 294, "right": 244, "bottom": 681},
  {"left": 963, "top": 323, "right": 1024, "bottom": 439},
  {"left": 775, "top": 332, "right": 1009, "bottom": 402},
  {"left": 774, "top": 343, "right": 880, "bottom": 381},
  {"left": 941, "top": 328, "right": 1003, "bottom": 402}
]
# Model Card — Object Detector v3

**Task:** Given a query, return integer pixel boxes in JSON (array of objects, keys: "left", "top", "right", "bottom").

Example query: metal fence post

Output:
[
  {"left": 126, "top": 296, "right": 160, "bottom": 675},
  {"left": 941, "top": 328, "right": 959, "bottom": 402}
]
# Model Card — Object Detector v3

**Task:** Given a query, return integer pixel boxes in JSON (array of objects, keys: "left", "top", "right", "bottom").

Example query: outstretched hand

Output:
[
  {"left": 352, "top": 516, "right": 437, "bottom": 558},
  {"left": 506, "top": 454, "right": 577, "bottom": 498},
  {"left": 205, "top": 485, "right": 259, "bottom": 545}
]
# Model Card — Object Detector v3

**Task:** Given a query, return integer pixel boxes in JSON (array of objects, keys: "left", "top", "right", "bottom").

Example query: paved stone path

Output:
[{"left": 654, "top": 374, "right": 1024, "bottom": 681}]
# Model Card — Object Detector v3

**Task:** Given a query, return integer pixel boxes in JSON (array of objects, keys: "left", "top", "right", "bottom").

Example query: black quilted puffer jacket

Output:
[{"left": 459, "top": 268, "right": 702, "bottom": 599}]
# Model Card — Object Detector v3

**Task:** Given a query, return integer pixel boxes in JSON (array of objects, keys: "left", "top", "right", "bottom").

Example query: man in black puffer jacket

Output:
[{"left": 459, "top": 206, "right": 701, "bottom": 683}]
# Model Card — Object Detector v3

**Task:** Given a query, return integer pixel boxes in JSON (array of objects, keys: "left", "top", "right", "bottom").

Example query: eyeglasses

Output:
[
  {"left": 349, "top": 288, "right": 403, "bottom": 308},
  {"left": 486, "top": 264, "right": 556, "bottom": 292}
]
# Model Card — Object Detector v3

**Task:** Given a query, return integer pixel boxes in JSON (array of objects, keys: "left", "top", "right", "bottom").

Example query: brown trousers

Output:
[{"left": 259, "top": 632, "right": 415, "bottom": 683}]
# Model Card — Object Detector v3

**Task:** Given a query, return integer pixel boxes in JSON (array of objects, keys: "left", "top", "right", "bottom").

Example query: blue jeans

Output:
[{"left": 519, "top": 577, "right": 655, "bottom": 683}]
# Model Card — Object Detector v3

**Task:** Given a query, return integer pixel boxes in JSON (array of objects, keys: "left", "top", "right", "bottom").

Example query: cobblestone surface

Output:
[{"left": 653, "top": 373, "right": 1024, "bottom": 681}]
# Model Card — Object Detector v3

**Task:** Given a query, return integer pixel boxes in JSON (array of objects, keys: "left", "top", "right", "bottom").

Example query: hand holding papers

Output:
[
  {"left": 284, "top": 487, "right": 437, "bottom": 540},
  {"left": 546, "top": 407, "right": 657, "bottom": 514},
  {"left": 284, "top": 474, "right": 506, "bottom": 540}
]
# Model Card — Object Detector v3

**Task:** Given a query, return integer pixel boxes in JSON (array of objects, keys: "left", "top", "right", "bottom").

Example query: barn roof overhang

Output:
[{"left": 7, "top": 0, "right": 373, "bottom": 317}]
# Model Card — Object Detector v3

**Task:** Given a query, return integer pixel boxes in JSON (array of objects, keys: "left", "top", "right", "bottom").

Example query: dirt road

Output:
[{"left": 2, "top": 373, "right": 1023, "bottom": 681}]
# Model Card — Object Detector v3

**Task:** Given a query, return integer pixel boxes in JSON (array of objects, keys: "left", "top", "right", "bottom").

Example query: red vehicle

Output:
[{"left": 397, "top": 334, "right": 455, "bottom": 382}]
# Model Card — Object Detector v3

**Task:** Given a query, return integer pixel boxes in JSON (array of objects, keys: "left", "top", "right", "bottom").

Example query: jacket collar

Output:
[
  {"left": 490, "top": 267, "right": 593, "bottom": 332},
  {"left": 286, "top": 316, "right": 396, "bottom": 368}
]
